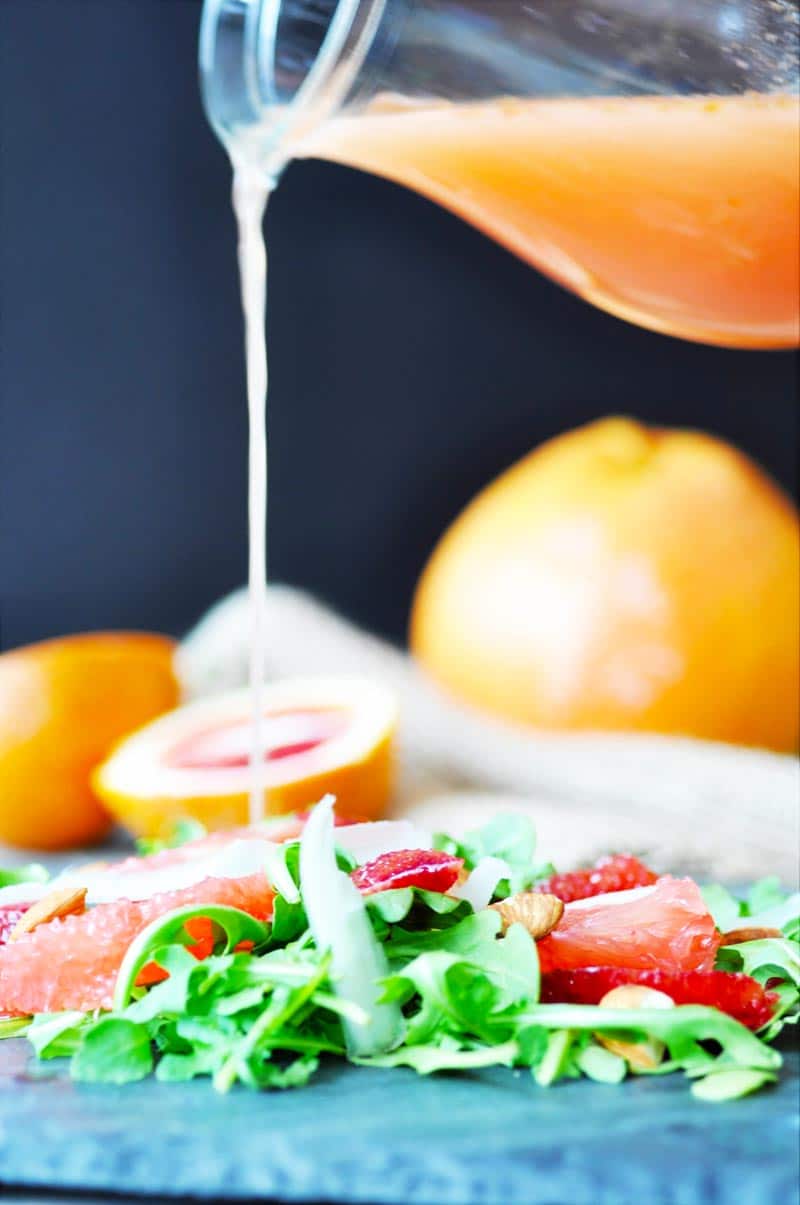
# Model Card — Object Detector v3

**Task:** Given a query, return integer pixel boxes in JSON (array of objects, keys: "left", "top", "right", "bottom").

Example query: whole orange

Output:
[
  {"left": 0, "top": 632, "right": 180, "bottom": 850},
  {"left": 410, "top": 418, "right": 799, "bottom": 752}
]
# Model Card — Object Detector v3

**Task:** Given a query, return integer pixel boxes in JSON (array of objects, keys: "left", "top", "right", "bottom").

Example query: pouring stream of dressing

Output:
[{"left": 232, "top": 166, "right": 272, "bottom": 823}]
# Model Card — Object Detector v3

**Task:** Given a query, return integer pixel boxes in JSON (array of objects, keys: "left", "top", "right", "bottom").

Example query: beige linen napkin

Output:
[{"left": 177, "top": 586, "right": 800, "bottom": 884}]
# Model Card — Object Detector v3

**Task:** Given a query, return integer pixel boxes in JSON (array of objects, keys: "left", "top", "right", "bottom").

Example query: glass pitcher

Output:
[{"left": 200, "top": 0, "right": 799, "bottom": 347}]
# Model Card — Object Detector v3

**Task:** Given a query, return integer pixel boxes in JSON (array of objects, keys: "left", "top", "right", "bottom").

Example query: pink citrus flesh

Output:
[
  {"left": 536, "top": 876, "right": 721, "bottom": 974},
  {"left": 351, "top": 849, "right": 464, "bottom": 895},
  {"left": 0, "top": 873, "right": 274, "bottom": 1016},
  {"left": 166, "top": 708, "right": 348, "bottom": 770}
]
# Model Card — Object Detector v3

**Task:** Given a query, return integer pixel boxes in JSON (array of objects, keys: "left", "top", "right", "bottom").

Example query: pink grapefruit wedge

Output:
[
  {"left": 536, "top": 876, "right": 720, "bottom": 974},
  {"left": 0, "top": 873, "right": 273, "bottom": 1016},
  {"left": 92, "top": 677, "right": 397, "bottom": 838}
]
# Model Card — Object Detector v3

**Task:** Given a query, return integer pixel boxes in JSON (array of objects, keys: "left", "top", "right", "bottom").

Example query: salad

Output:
[{"left": 0, "top": 798, "right": 797, "bottom": 1101}]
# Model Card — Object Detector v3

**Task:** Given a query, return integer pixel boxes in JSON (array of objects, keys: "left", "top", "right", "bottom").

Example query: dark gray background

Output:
[{"left": 1, "top": 0, "right": 797, "bottom": 651}]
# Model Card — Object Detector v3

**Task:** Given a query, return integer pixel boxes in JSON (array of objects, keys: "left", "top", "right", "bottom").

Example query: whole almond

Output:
[
  {"left": 8, "top": 886, "right": 88, "bottom": 942},
  {"left": 721, "top": 926, "right": 783, "bottom": 945},
  {"left": 599, "top": 984, "right": 676, "bottom": 1011},
  {"left": 490, "top": 892, "right": 564, "bottom": 939},
  {"left": 596, "top": 983, "right": 675, "bottom": 1071}
]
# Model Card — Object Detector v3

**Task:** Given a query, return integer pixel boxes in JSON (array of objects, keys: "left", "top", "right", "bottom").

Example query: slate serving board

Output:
[{"left": 1, "top": 1036, "right": 797, "bottom": 1205}]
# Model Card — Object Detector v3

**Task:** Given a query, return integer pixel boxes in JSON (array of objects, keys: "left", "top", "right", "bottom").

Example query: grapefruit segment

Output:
[
  {"left": 93, "top": 677, "right": 396, "bottom": 838},
  {"left": 536, "top": 876, "right": 720, "bottom": 974},
  {"left": 0, "top": 874, "right": 273, "bottom": 1016}
]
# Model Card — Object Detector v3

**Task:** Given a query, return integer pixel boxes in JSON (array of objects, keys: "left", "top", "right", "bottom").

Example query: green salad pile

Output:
[{"left": 1, "top": 804, "right": 797, "bottom": 1102}]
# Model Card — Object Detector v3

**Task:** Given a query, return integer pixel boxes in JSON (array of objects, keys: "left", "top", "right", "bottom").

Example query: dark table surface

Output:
[{"left": 1, "top": 1032, "right": 798, "bottom": 1205}]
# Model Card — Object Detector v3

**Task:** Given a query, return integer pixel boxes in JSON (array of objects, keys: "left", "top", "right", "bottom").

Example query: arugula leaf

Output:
[
  {"left": 575, "top": 1042, "right": 627, "bottom": 1085},
  {"left": 71, "top": 1017, "right": 154, "bottom": 1084},
  {"left": 113, "top": 905, "right": 270, "bottom": 1010},
  {"left": 745, "top": 877, "right": 787, "bottom": 916},
  {"left": 213, "top": 960, "right": 331, "bottom": 1092},
  {"left": 384, "top": 909, "right": 501, "bottom": 962},
  {"left": 517, "top": 1004, "right": 781, "bottom": 1075},
  {"left": 247, "top": 1053, "right": 320, "bottom": 1089},
  {"left": 380, "top": 916, "right": 538, "bottom": 1051},
  {"left": 750, "top": 895, "right": 800, "bottom": 936},
  {"left": 534, "top": 1030, "right": 579, "bottom": 1086},
  {"left": 701, "top": 884, "right": 743, "bottom": 933},
  {"left": 269, "top": 893, "right": 308, "bottom": 946},
  {"left": 358, "top": 1040, "right": 519, "bottom": 1074},
  {"left": 0, "top": 864, "right": 50, "bottom": 888},
  {"left": 434, "top": 814, "right": 551, "bottom": 897},
  {"left": 691, "top": 1068, "right": 778, "bottom": 1102},
  {"left": 720, "top": 937, "right": 800, "bottom": 987},
  {"left": 135, "top": 818, "right": 207, "bottom": 857},
  {"left": 0, "top": 1017, "right": 31, "bottom": 1040},
  {"left": 702, "top": 878, "right": 800, "bottom": 937},
  {"left": 367, "top": 888, "right": 470, "bottom": 947},
  {"left": 25, "top": 1012, "right": 89, "bottom": 1058},
  {"left": 156, "top": 1046, "right": 222, "bottom": 1082},
  {"left": 717, "top": 934, "right": 800, "bottom": 1039}
]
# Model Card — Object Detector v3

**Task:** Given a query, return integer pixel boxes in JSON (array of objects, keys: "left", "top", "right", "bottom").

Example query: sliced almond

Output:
[
  {"left": 721, "top": 926, "right": 783, "bottom": 945},
  {"left": 490, "top": 892, "right": 564, "bottom": 939},
  {"left": 8, "top": 886, "right": 88, "bottom": 942},
  {"left": 596, "top": 983, "right": 675, "bottom": 1071}
]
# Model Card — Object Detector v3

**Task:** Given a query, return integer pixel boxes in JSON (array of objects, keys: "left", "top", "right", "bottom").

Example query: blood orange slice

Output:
[
  {"left": 93, "top": 677, "right": 396, "bottom": 838},
  {"left": 540, "top": 967, "right": 779, "bottom": 1030},
  {"left": 351, "top": 849, "right": 463, "bottom": 895},
  {"left": 536, "top": 876, "right": 720, "bottom": 974},
  {"left": 537, "top": 854, "right": 657, "bottom": 902},
  {"left": 0, "top": 874, "right": 273, "bottom": 1016}
]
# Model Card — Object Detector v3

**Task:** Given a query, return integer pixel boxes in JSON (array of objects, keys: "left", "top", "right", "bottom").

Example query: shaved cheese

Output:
[
  {"left": 54, "top": 839, "right": 278, "bottom": 905},
  {"left": 451, "top": 856, "right": 511, "bottom": 911},
  {"left": 334, "top": 820, "right": 433, "bottom": 866}
]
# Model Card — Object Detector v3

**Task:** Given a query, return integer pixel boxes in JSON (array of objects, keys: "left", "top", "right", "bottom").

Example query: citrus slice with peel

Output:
[{"left": 93, "top": 677, "right": 397, "bottom": 839}]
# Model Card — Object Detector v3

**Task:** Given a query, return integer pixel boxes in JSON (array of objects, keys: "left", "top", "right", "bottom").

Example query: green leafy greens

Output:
[
  {"left": 2, "top": 818, "right": 796, "bottom": 1102},
  {"left": 705, "top": 877, "right": 800, "bottom": 1038},
  {"left": 0, "top": 864, "right": 50, "bottom": 889}
]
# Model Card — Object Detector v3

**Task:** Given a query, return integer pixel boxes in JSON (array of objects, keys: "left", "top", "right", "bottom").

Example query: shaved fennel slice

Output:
[
  {"left": 263, "top": 843, "right": 300, "bottom": 904},
  {"left": 451, "top": 856, "right": 511, "bottom": 910},
  {"left": 300, "top": 797, "right": 404, "bottom": 1057}
]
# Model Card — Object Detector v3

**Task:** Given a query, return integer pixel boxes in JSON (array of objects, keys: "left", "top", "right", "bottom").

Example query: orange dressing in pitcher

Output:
[{"left": 302, "top": 92, "right": 800, "bottom": 347}]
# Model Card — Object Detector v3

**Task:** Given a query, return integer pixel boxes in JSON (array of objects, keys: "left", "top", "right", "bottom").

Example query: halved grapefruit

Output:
[{"left": 93, "top": 677, "right": 396, "bottom": 839}]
